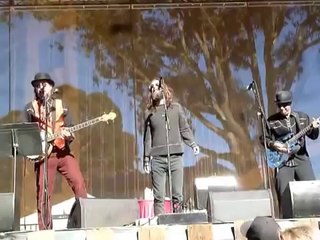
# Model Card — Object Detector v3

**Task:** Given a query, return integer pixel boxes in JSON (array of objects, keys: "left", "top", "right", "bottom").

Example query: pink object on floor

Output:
[{"left": 138, "top": 199, "right": 172, "bottom": 218}]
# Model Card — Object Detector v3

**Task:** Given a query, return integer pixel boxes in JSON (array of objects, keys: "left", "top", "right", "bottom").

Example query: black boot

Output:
[{"left": 173, "top": 202, "right": 183, "bottom": 213}]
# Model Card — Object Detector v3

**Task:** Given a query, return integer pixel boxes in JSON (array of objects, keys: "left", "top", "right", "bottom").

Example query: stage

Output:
[
  {"left": 1, "top": 217, "right": 319, "bottom": 240},
  {"left": 0, "top": 222, "right": 241, "bottom": 240}
]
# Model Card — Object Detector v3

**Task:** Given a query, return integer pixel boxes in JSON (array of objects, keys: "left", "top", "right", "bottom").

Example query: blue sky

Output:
[
  {"left": 292, "top": 44, "right": 320, "bottom": 177},
  {"left": 1, "top": 11, "right": 320, "bottom": 177}
]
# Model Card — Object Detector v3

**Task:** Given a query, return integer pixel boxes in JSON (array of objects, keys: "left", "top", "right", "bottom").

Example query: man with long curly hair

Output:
[
  {"left": 280, "top": 225, "right": 320, "bottom": 240},
  {"left": 143, "top": 78, "right": 199, "bottom": 215}
]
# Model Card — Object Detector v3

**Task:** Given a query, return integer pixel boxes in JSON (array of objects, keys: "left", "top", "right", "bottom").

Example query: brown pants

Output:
[{"left": 35, "top": 148, "right": 87, "bottom": 230}]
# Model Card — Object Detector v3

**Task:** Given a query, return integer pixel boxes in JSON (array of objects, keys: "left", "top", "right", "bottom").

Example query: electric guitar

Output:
[
  {"left": 267, "top": 117, "right": 319, "bottom": 168},
  {"left": 27, "top": 111, "right": 117, "bottom": 162}
]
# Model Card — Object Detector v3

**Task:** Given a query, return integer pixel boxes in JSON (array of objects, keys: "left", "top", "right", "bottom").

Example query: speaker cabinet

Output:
[
  {"left": 207, "top": 190, "right": 273, "bottom": 223},
  {"left": 282, "top": 180, "right": 320, "bottom": 219},
  {"left": 194, "top": 176, "right": 237, "bottom": 210},
  {"left": 0, "top": 192, "right": 19, "bottom": 232},
  {"left": 67, "top": 198, "right": 139, "bottom": 228}
]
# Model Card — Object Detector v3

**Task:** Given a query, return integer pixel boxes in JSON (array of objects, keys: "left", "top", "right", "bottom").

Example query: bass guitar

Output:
[
  {"left": 267, "top": 117, "right": 319, "bottom": 168},
  {"left": 27, "top": 111, "right": 117, "bottom": 162}
]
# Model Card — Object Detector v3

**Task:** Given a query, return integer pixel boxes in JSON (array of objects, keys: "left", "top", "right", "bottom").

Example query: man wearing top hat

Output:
[
  {"left": 24, "top": 72, "right": 87, "bottom": 230},
  {"left": 264, "top": 90, "right": 320, "bottom": 216}
]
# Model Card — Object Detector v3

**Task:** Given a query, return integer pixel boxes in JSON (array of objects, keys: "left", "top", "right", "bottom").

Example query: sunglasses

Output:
[{"left": 277, "top": 102, "right": 291, "bottom": 108}]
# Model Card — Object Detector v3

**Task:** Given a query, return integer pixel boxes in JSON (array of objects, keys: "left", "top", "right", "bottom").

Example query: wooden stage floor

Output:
[{"left": 1, "top": 217, "right": 319, "bottom": 240}]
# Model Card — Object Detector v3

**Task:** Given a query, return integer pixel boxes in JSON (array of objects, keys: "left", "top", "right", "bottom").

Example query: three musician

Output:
[
  {"left": 264, "top": 90, "right": 320, "bottom": 215},
  {"left": 21, "top": 74, "right": 320, "bottom": 229},
  {"left": 24, "top": 72, "right": 87, "bottom": 230}
]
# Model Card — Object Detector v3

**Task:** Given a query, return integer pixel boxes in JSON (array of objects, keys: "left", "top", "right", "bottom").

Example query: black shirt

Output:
[{"left": 265, "top": 111, "right": 319, "bottom": 166}]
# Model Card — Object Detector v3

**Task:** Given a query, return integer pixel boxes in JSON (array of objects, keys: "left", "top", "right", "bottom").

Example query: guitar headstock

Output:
[{"left": 101, "top": 111, "right": 117, "bottom": 123}]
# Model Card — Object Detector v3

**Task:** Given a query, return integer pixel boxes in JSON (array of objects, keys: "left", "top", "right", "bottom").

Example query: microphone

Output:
[
  {"left": 39, "top": 86, "right": 45, "bottom": 95},
  {"left": 159, "top": 77, "right": 164, "bottom": 90},
  {"left": 246, "top": 81, "right": 254, "bottom": 91},
  {"left": 42, "top": 88, "right": 59, "bottom": 104}
]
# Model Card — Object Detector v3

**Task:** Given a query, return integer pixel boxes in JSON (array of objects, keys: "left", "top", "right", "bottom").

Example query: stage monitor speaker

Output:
[
  {"left": 207, "top": 189, "right": 273, "bottom": 223},
  {"left": 157, "top": 210, "right": 208, "bottom": 225},
  {"left": 194, "top": 176, "right": 237, "bottom": 210},
  {"left": 0, "top": 192, "right": 18, "bottom": 232},
  {"left": 67, "top": 198, "right": 139, "bottom": 228},
  {"left": 282, "top": 180, "right": 320, "bottom": 219}
]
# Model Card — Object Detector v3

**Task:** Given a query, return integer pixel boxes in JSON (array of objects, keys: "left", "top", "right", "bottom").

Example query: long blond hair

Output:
[
  {"left": 147, "top": 78, "right": 173, "bottom": 111},
  {"left": 280, "top": 225, "right": 318, "bottom": 240}
]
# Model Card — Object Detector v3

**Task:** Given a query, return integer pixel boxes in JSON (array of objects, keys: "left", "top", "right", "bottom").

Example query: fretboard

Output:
[
  {"left": 288, "top": 123, "right": 313, "bottom": 144},
  {"left": 48, "top": 116, "right": 104, "bottom": 142}
]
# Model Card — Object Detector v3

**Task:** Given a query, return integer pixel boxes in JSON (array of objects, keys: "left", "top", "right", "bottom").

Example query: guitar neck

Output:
[
  {"left": 69, "top": 116, "right": 104, "bottom": 133},
  {"left": 289, "top": 122, "right": 313, "bottom": 143},
  {"left": 48, "top": 116, "right": 104, "bottom": 141}
]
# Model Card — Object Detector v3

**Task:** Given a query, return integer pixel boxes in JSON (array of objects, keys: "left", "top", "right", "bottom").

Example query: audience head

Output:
[
  {"left": 242, "top": 216, "right": 281, "bottom": 240},
  {"left": 280, "top": 225, "right": 320, "bottom": 240}
]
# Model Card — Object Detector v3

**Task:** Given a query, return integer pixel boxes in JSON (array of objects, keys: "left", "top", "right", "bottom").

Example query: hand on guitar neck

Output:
[
  {"left": 311, "top": 117, "right": 320, "bottom": 129},
  {"left": 60, "top": 127, "right": 74, "bottom": 140}
]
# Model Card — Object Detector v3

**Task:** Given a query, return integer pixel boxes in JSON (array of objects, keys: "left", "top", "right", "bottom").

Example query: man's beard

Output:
[
  {"left": 152, "top": 91, "right": 163, "bottom": 102},
  {"left": 36, "top": 91, "right": 52, "bottom": 104}
]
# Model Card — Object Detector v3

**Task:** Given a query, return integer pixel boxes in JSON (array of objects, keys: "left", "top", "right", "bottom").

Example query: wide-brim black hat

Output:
[
  {"left": 31, "top": 72, "right": 55, "bottom": 87},
  {"left": 274, "top": 90, "right": 292, "bottom": 104}
]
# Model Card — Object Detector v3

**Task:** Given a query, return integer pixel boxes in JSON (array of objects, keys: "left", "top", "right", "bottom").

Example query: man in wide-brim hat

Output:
[
  {"left": 31, "top": 72, "right": 55, "bottom": 87},
  {"left": 31, "top": 72, "right": 56, "bottom": 101},
  {"left": 274, "top": 90, "right": 292, "bottom": 107},
  {"left": 263, "top": 90, "right": 320, "bottom": 218},
  {"left": 24, "top": 72, "right": 87, "bottom": 230}
]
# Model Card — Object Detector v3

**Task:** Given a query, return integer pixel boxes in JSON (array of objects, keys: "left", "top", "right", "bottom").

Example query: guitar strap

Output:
[
  {"left": 291, "top": 111, "right": 301, "bottom": 133},
  {"left": 51, "top": 99, "right": 56, "bottom": 133}
]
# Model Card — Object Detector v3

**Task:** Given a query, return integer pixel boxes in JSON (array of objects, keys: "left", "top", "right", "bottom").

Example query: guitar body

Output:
[
  {"left": 266, "top": 132, "right": 300, "bottom": 168},
  {"left": 266, "top": 149, "right": 289, "bottom": 168},
  {"left": 27, "top": 118, "right": 65, "bottom": 163},
  {"left": 52, "top": 119, "right": 66, "bottom": 150}
]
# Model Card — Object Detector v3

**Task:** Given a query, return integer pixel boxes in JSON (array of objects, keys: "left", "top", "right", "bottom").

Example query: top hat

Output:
[
  {"left": 31, "top": 72, "right": 55, "bottom": 87},
  {"left": 275, "top": 90, "right": 292, "bottom": 104}
]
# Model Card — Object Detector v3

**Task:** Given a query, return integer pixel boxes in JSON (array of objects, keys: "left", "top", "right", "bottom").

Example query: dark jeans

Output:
[
  {"left": 151, "top": 154, "right": 183, "bottom": 215},
  {"left": 276, "top": 159, "right": 315, "bottom": 216},
  {"left": 35, "top": 148, "right": 87, "bottom": 230}
]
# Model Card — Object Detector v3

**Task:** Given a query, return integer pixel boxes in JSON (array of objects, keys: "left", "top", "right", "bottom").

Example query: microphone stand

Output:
[
  {"left": 248, "top": 81, "right": 270, "bottom": 190},
  {"left": 160, "top": 84, "right": 173, "bottom": 213},
  {"left": 249, "top": 81, "right": 277, "bottom": 217},
  {"left": 42, "top": 93, "right": 51, "bottom": 229}
]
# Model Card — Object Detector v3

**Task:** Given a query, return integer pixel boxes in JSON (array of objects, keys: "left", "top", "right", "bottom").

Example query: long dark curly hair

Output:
[{"left": 146, "top": 79, "right": 174, "bottom": 111}]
